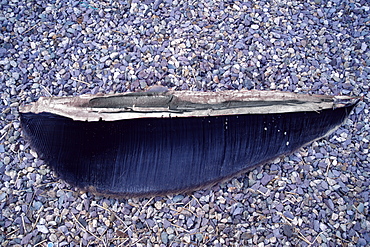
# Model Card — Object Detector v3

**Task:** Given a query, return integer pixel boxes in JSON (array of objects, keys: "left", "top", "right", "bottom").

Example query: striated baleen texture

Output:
[{"left": 19, "top": 90, "right": 359, "bottom": 197}]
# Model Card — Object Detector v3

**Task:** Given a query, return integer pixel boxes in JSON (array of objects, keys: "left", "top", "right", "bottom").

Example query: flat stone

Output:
[
  {"left": 161, "top": 231, "right": 168, "bottom": 244},
  {"left": 282, "top": 225, "right": 293, "bottom": 237},
  {"left": 37, "top": 225, "right": 49, "bottom": 234}
]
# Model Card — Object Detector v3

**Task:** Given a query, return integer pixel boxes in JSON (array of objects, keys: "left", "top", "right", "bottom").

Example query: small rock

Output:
[
  {"left": 361, "top": 43, "right": 367, "bottom": 52},
  {"left": 282, "top": 225, "right": 293, "bottom": 237},
  {"left": 244, "top": 79, "right": 254, "bottom": 89},
  {"left": 357, "top": 238, "right": 367, "bottom": 246},
  {"left": 110, "top": 52, "right": 120, "bottom": 59},
  {"left": 195, "top": 233, "right": 203, "bottom": 242},
  {"left": 49, "top": 234, "right": 58, "bottom": 242},
  {"left": 320, "top": 223, "right": 327, "bottom": 231},
  {"left": 283, "top": 211, "right": 294, "bottom": 220},
  {"left": 314, "top": 220, "right": 320, "bottom": 232},
  {"left": 331, "top": 213, "right": 338, "bottom": 220},
  {"left": 21, "top": 233, "right": 33, "bottom": 245},
  {"left": 37, "top": 225, "right": 49, "bottom": 234},
  {"left": 183, "top": 234, "right": 191, "bottom": 243},
  {"left": 0, "top": 193, "right": 6, "bottom": 201},
  {"left": 233, "top": 207, "right": 243, "bottom": 216},
  {"left": 161, "top": 231, "right": 168, "bottom": 244},
  {"left": 97, "top": 226, "right": 106, "bottom": 235},
  {"left": 357, "top": 203, "right": 364, "bottom": 214},
  {"left": 4, "top": 156, "right": 10, "bottom": 165},
  {"left": 241, "top": 232, "right": 253, "bottom": 239},
  {"left": 154, "top": 201, "right": 162, "bottom": 210},
  {"left": 172, "top": 195, "right": 184, "bottom": 203},
  {"left": 33, "top": 201, "right": 43, "bottom": 210},
  {"left": 261, "top": 174, "right": 273, "bottom": 185},
  {"left": 324, "top": 199, "right": 335, "bottom": 211}
]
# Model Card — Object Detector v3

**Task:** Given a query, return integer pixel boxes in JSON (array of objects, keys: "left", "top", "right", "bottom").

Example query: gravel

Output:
[{"left": 1, "top": 0, "right": 369, "bottom": 246}]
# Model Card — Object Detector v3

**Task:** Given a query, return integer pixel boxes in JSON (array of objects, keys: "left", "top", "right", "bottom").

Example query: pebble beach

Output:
[{"left": 0, "top": 0, "right": 369, "bottom": 246}]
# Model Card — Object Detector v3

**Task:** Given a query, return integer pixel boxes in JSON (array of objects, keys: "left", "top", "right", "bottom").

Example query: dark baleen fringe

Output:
[{"left": 19, "top": 90, "right": 359, "bottom": 197}]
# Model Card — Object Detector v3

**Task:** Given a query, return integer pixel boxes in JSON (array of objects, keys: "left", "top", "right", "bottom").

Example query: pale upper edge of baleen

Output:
[{"left": 19, "top": 90, "right": 359, "bottom": 121}]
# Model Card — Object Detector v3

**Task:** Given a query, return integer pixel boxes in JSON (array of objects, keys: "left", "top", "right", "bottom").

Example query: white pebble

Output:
[
  {"left": 154, "top": 201, "right": 162, "bottom": 210},
  {"left": 37, "top": 225, "right": 49, "bottom": 234},
  {"left": 183, "top": 234, "right": 191, "bottom": 243},
  {"left": 10, "top": 60, "right": 17, "bottom": 67},
  {"left": 326, "top": 177, "right": 336, "bottom": 186},
  {"left": 110, "top": 52, "right": 120, "bottom": 59},
  {"left": 233, "top": 4, "right": 240, "bottom": 11},
  {"left": 331, "top": 213, "right": 338, "bottom": 220},
  {"left": 361, "top": 42, "right": 367, "bottom": 51},
  {"left": 320, "top": 223, "right": 327, "bottom": 231}
]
